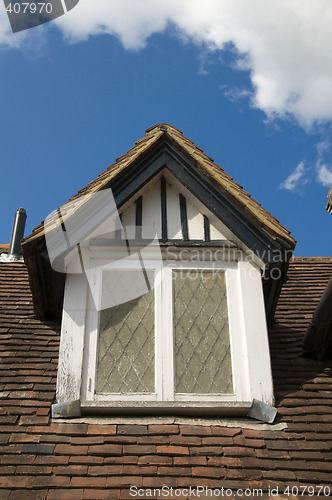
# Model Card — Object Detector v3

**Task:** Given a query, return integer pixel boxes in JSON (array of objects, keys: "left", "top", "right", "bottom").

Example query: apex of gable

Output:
[
  {"left": 23, "top": 124, "right": 296, "bottom": 251},
  {"left": 21, "top": 124, "right": 296, "bottom": 321}
]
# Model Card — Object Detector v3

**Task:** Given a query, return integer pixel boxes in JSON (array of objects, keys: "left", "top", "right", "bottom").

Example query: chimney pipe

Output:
[{"left": 8, "top": 208, "right": 27, "bottom": 258}]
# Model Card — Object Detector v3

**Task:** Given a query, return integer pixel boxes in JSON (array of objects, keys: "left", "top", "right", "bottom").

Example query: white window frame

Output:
[{"left": 56, "top": 246, "right": 274, "bottom": 414}]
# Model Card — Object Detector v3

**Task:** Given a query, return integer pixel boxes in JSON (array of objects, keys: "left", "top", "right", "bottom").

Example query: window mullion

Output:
[
  {"left": 161, "top": 267, "right": 175, "bottom": 401},
  {"left": 82, "top": 266, "right": 100, "bottom": 402},
  {"left": 154, "top": 266, "right": 164, "bottom": 399}
]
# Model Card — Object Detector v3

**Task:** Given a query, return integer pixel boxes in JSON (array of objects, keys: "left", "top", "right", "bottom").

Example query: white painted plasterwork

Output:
[
  {"left": 56, "top": 247, "right": 274, "bottom": 413},
  {"left": 55, "top": 172, "right": 273, "bottom": 414}
]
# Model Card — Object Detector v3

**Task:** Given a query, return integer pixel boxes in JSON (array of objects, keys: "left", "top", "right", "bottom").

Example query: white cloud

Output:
[
  {"left": 316, "top": 163, "right": 332, "bottom": 187},
  {"left": 55, "top": 0, "right": 173, "bottom": 49},
  {"left": 0, "top": 6, "right": 26, "bottom": 48},
  {"left": 2, "top": 0, "right": 332, "bottom": 128},
  {"left": 54, "top": 0, "right": 332, "bottom": 128},
  {"left": 223, "top": 87, "right": 252, "bottom": 103},
  {"left": 279, "top": 162, "right": 308, "bottom": 192},
  {"left": 316, "top": 140, "right": 330, "bottom": 158},
  {"left": 314, "top": 140, "right": 332, "bottom": 187}
]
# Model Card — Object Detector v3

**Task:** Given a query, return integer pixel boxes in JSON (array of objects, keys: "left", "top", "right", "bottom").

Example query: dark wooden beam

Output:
[{"left": 179, "top": 194, "right": 189, "bottom": 241}]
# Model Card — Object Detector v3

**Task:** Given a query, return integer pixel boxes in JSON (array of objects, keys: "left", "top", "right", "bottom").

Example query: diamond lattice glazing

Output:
[
  {"left": 96, "top": 270, "right": 155, "bottom": 394},
  {"left": 173, "top": 269, "right": 233, "bottom": 394}
]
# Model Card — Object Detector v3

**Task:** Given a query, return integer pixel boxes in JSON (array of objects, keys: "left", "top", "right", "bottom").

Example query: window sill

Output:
[
  {"left": 51, "top": 414, "right": 287, "bottom": 432},
  {"left": 80, "top": 400, "right": 253, "bottom": 417}
]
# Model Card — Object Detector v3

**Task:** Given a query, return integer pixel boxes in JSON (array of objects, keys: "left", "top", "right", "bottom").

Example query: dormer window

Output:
[
  {"left": 81, "top": 255, "right": 250, "bottom": 411},
  {"left": 21, "top": 124, "right": 296, "bottom": 419},
  {"left": 54, "top": 170, "right": 280, "bottom": 416}
]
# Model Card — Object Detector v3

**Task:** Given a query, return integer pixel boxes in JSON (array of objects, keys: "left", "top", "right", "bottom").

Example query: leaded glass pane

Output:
[
  {"left": 96, "top": 270, "right": 155, "bottom": 394},
  {"left": 174, "top": 269, "right": 233, "bottom": 394}
]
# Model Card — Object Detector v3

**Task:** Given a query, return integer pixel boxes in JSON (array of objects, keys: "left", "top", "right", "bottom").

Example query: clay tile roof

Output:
[
  {"left": 1, "top": 257, "right": 332, "bottom": 497},
  {"left": 22, "top": 124, "right": 296, "bottom": 249},
  {"left": 0, "top": 244, "right": 9, "bottom": 253}
]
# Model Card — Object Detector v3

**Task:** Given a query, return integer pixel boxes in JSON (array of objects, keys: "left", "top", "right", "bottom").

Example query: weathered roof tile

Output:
[
  {"left": 22, "top": 124, "right": 296, "bottom": 249},
  {"left": 1, "top": 252, "right": 332, "bottom": 495}
]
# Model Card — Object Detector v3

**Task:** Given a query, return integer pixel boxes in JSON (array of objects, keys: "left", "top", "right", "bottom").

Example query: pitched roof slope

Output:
[
  {"left": 23, "top": 124, "right": 295, "bottom": 249},
  {"left": 0, "top": 257, "right": 331, "bottom": 498}
]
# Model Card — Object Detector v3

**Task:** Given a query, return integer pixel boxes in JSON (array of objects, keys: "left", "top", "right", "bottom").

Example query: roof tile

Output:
[
  {"left": 23, "top": 124, "right": 295, "bottom": 249},
  {"left": 1, "top": 257, "right": 332, "bottom": 493}
]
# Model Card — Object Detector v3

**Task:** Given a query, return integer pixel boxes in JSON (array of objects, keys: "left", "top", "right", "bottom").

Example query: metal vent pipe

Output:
[{"left": 9, "top": 208, "right": 27, "bottom": 257}]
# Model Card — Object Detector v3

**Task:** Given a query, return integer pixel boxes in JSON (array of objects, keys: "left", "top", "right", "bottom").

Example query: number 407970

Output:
[
  {"left": 6, "top": 3, "right": 53, "bottom": 14},
  {"left": 283, "top": 485, "right": 331, "bottom": 497}
]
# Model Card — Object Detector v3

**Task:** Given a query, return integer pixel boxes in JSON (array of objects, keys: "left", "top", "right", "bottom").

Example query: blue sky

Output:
[{"left": 0, "top": 1, "right": 332, "bottom": 256}]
